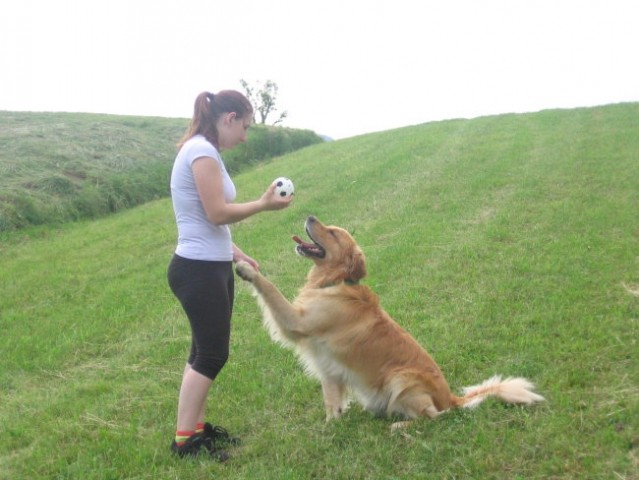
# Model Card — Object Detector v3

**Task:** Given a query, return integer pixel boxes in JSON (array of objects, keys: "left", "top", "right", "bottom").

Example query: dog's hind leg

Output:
[
  {"left": 402, "top": 395, "right": 441, "bottom": 419},
  {"left": 391, "top": 394, "right": 442, "bottom": 432},
  {"left": 321, "top": 378, "right": 348, "bottom": 421},
  {"left": 388, "top": 390, "right": 442, "bottom": 431},
  {"left": 390, "top": 420, "right": 413, "bottom": 432}
]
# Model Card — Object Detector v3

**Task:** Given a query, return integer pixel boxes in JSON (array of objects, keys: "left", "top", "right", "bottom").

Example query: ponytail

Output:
[{"left": 178, "top": 90, "right": 253, "bottom": 149}]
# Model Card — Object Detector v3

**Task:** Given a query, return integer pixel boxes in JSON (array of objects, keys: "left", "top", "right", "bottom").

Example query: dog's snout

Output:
[{"left": 305, "top": 216, "right": 318, "bottom": 231}]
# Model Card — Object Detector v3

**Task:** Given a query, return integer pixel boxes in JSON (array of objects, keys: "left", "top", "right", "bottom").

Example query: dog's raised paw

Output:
[{"left": 235, "top": 261, "right": 257, "bottom": 282}]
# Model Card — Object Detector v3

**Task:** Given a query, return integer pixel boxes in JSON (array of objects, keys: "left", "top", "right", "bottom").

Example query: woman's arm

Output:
[{"left": 192, "top": 156, "right": 291, "bottom": 226}]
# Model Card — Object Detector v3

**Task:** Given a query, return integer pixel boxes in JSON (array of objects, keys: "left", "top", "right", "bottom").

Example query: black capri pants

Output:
[{"left": 167, "top": 254, "right": 234, "bottom": 380}]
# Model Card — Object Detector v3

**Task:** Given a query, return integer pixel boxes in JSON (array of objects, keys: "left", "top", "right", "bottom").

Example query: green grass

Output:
[
  {"left": 1, "top": 103, "right": 639, "bottom": 478},
  {"left": 0, "top": 111, "right": 322, "bottom": 231}
]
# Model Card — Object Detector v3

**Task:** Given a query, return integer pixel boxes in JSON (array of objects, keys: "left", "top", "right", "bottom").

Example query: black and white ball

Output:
[{"left": 273, "top": 177, "right": 295, "bottom": 197}]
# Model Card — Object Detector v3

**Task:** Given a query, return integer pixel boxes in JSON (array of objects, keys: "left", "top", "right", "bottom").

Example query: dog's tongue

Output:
[{"left": 292, "top": 235, "right": 314, "bottom": 248}]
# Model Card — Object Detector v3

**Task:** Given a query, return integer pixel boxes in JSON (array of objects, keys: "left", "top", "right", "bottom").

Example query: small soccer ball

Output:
[{"left": 273, "top": 177, "right": 295, "bottom": 197}]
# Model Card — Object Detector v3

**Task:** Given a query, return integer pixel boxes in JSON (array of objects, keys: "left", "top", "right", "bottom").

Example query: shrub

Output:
[{"left": 224, "top": 125, "right": 323, "bottom": 173}]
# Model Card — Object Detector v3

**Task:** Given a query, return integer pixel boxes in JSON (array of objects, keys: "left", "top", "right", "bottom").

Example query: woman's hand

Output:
[
  {"left": 232, "top": 244, "right": 260, "bottom": 270},
  {"left": 259, "top": 182, "right": 294, "bottom": 211}
]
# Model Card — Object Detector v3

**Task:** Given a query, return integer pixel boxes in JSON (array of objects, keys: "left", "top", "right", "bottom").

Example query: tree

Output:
[{"left": 240, "top": 79, "right": 288, "bottom": 125}]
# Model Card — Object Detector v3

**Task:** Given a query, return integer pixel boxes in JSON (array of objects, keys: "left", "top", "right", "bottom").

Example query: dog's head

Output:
[{"left": 293, "top": 216, "right": 367, "bottom": 286}]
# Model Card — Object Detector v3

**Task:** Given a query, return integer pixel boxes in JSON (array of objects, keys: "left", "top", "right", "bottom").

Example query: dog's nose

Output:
[{"left": 307, "top": 215, "right": 317, "bottom": 224}]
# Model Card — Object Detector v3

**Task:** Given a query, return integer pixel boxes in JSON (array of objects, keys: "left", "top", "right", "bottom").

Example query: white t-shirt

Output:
[{"left": 170, "top": 135, "right": 237, "bottom": 261}]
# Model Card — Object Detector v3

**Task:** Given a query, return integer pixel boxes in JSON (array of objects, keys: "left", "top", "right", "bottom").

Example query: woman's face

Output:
[{"left": 217, "top": 112, "right": 252, "bottom": 151}]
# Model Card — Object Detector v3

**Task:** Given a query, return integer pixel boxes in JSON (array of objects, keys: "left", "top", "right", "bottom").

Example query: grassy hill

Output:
[
  {"left": 0, "top": 111, "right": 323, "bottom": 231},
  {"left": 1, "top": 103, "right": 638, "bottom": 478}
]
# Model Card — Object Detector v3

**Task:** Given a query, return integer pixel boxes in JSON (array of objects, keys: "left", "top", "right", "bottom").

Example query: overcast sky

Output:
[{"left": 1, "top": 0, "right": 637, "bottom": 139}]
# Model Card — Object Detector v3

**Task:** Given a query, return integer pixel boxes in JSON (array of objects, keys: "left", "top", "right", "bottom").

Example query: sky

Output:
[{"left": 1, "top": 0, "right": 637, "bottom": 140}]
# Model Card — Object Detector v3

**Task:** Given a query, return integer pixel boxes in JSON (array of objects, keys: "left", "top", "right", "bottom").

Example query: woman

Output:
[{"left": 167, "top": 90, "right": 292, "bottom": 459}]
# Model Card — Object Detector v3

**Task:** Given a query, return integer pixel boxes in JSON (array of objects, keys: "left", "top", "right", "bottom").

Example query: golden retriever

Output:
[{"left": 235, "top": 216, "right": 544, "bottom": 428}]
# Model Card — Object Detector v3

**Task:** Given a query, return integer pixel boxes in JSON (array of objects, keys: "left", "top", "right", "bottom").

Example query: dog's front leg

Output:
[
  {"left": 321, "top": 378, "right": 348, "bottom": 421},
  {"left": 236, "top": 261, "right": 306, "bottom": 340}
]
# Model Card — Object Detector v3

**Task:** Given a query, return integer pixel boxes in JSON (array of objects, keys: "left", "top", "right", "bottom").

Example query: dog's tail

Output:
[{"left": 452, "top": 375, "right": 545, "bottom": 409}]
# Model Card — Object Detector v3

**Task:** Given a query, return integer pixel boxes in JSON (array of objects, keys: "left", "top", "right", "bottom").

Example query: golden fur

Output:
[{"left": 236, "top": 216, "right": 544, "bottom": 427}]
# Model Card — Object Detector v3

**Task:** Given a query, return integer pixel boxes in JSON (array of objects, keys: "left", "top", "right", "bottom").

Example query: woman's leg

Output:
[
  {"left": 176, "top": 365, "right": 213, "bottom": 432},
  {"left": 168, "top": 256, "right": 234, "bottom": 436}
]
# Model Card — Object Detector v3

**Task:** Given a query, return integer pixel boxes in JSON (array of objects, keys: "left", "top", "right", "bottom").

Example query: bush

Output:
[{"left": 224, "top": 125, "right": 323, "bottom": 173}]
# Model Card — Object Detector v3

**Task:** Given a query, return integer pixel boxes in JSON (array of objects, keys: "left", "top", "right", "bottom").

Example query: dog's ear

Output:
[{"left": 346, "top": 247, "right": 367, "bottom": 280}]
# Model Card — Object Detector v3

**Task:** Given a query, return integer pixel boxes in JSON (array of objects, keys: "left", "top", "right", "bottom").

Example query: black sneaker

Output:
[
  {"left": 201, "top": 423, "right": 241, "bottom": 447},
  {"left": 170, "top": 434, "right": 203, "bottom": 458},
  {"left": 170, "top": 433, "right": 230, "bottom": 462}
]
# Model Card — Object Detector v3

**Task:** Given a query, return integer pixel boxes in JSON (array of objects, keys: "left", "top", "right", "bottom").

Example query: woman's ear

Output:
[{"left": 224, "top": 112, "right": 237, "bottom": 124}]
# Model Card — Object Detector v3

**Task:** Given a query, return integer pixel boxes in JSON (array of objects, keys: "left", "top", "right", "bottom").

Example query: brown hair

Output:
[{"left": 178, "top": 90, "right": 253, "bottom": 149}]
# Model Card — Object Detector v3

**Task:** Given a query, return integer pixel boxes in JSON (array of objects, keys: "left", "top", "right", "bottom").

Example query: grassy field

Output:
[
  {"left": 1, "top": 103, "right": 638, "bottom": 479},
  {"left": 0, "top": 111, "right": 322, "bottom": 231}
]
